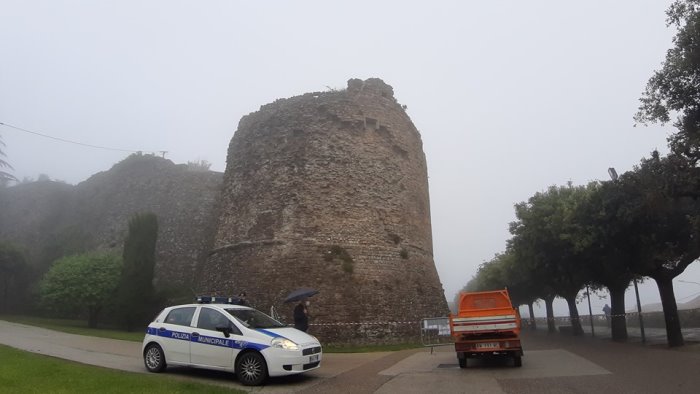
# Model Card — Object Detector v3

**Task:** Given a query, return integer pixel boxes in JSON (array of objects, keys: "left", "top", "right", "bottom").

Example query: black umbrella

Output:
[{"left": 284, "top": 287, "right": 319, "bottom": 303}]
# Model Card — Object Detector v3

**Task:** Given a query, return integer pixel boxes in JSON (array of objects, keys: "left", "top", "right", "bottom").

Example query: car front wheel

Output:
[
  {"left": 236, "top": 351, "right": 268, "bottom": 386},
  {"left": 144, "top": 344, "right": 166, "bottom": 372}
]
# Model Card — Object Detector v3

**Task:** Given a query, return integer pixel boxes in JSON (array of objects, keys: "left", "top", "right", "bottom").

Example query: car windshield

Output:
[{"left": 225, "top": 308, "right": 286, "bottom": 329}]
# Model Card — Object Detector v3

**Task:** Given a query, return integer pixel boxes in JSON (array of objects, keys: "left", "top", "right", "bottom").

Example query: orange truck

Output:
[{"left": 449, "top": 289, "right": 523, "bottom": 368}]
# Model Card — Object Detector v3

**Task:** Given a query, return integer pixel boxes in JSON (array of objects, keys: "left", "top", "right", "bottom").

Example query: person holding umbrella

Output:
[
  {"left": 294, "top": 299, "right": 310, "bottom": 332},
  {"left": 285, "top": 287, "right": 318, "bottom": 332}
]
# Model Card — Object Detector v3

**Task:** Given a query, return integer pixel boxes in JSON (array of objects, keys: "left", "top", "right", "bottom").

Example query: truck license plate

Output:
[
  {"left": 310, "top": 354, "right": 319, "bottom": 362},
  {"left": 475, "top": 342, "right": 498, "bottom": 349}
]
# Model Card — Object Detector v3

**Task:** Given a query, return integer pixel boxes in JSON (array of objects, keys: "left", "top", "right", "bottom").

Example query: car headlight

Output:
[{"left": 271, "top": 337, "right": 299, "bottom": 350}]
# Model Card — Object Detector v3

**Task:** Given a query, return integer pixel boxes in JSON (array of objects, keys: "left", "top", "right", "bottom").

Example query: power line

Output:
[{"left": 0, "top": 121, "right": 166, "bottom": 155}]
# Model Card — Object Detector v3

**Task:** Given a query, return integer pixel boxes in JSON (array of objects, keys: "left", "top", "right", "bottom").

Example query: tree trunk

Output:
[
  {"left": 528, "top": 302, "right": 537, "bottom": 330},
  {"left": 88, "top": 306, "right": 100, "bottom": 329},
  {"left": 544, "top": 296, "right": 556, "bottom": 333},
  {"left": 609, "top": 285, "right": 628, "bottom": 342},
  {"left": 565, "top": 296, "right": 584, "bottom": 336},
  {"left": 1, "top": 276, "right": 8, "bottom": 313},
  {"left": 654, "top": 276, "right": 685, "bottom": 347}
]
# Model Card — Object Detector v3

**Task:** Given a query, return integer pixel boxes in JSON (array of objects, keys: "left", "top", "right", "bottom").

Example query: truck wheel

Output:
[
  {"left": 513, "top": 355, "right": 522, "bottom": 367},
  {"left": 458, "top": 357, "right": 467, "bottom": 369}
]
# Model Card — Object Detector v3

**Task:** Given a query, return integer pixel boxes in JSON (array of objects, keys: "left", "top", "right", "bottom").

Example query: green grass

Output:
[
  {"left": 0, "top": 345, "right": 244, "bottom": 393},
  {"left": 0, "top": 315, "right": 144, "bottom": 342}
]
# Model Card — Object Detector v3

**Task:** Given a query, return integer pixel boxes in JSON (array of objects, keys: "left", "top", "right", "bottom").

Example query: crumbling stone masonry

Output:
[{"left": 198, "top": 78, "right": 449, "bottom": 343}]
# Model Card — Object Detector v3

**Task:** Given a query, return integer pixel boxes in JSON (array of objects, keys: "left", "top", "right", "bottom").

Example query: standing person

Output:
[
  {"left": 602, "top": 304, "right": 611, "bottom": 327},
  {"left": 294, "top": 299, "right": 310, "bottom": 332},
  {"left": 237, "top": 292, "right": 250, "bottom": 307}
]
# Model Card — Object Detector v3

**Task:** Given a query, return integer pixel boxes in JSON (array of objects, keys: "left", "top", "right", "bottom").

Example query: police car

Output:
[{"left": 142, "top": 296, "right": 322, "bottom": 386}]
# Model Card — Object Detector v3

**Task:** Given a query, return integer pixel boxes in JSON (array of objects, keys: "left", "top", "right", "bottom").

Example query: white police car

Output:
[{"left": 141, "top": 296, "right": 322, "bottom": 386}]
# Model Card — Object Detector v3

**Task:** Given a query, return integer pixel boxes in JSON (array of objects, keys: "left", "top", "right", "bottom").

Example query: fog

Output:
[{"left": 1, "top": 0, "right": 698, "bottom": 316}]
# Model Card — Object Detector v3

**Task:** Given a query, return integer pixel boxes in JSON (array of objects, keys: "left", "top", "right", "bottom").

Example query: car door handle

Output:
[
  {"left": 158, "top": 327, "right": 166, "bottom": 332},
  {"left": 192, "top": 332, "right": 200, "bottom": 337}
]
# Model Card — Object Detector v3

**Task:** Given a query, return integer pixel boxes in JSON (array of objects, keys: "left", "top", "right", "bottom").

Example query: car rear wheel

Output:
[
  {"left": 144, "top": 344, "right": 166, "bottom": 372},
  {"left": 236, "top": 352, "right": 268, "bottom": 386}
]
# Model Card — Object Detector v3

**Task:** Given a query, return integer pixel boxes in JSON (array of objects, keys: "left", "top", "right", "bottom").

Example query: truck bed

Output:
[{"left": 450, "top": 313, "right": 518, "bottom": 334}]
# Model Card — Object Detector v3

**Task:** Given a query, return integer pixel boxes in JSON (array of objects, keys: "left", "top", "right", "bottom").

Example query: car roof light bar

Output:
[{"left": 195, "top": 295, "right": 240, "bottom": 304}]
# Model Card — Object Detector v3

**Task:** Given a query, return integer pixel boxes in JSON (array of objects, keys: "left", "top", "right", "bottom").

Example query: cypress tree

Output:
[{"left": 117, "top": 213, "right": 158, "bottom": 331}]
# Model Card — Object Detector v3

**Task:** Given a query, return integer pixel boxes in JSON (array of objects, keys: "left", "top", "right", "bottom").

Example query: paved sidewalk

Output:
[{"left": 0, "top": 320, "right": 144, "bottom": 373}]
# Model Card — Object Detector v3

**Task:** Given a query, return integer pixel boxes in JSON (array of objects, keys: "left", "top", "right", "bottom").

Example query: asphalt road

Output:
[{"left": 1, "top": 320, "right": 699, "bottom": 393}]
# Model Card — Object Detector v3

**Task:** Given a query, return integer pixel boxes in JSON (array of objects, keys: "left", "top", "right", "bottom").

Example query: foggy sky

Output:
[{"left": 2, "top": 0, "right": 699, "bottom": 315}]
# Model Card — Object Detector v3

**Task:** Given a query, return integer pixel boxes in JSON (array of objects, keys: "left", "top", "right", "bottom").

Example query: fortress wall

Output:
[{"left": 200, "top": 78, "right": 448, "bottom": 342}]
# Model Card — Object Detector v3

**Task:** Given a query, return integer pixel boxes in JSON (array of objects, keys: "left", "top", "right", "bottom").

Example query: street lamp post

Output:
[
  {"left": 608, "top": 167, "right": 646, "bottom": 343},
  {"left": 586, "top": 285, "right": 595, "bottom": 337},
  {"left": 632, "top": 278, "right": 646, "bottom": 343}
]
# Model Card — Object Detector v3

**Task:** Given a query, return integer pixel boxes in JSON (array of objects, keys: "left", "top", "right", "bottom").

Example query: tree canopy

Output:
[
  {"left": 571, "top": 181, "right": 637, "bottom": 341},
  {"left": 509, "top": 184, "right": 595, "bottom": 335},
  {"left": 39, "top": 252, "right": 122, "bottom": 328},
  {"left": 463, "top": 152, "right": 700, "bottom": 346},
  {"left": 636, "top": 0, "right": 700, "bottom": 164}
]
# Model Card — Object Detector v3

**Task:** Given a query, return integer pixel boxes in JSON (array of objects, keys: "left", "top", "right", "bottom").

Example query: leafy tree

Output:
[
  {"left": 572, "top": 181, "right": 637, "bottom": 341},
  {"left": 0, "top": 242, "right": 30, "bottom": 313},
  {"left": 509, "top": 215, "right": 559, "bottom": 333},
  {"left": 116, "top": 213, "right": 159, "bottom": 331},
  {"left": 39, "top": 252, "right": 122, "bottom": 328},
  {"left": 469, "top": 250, "right": 542, "bottom": 330},
  {"left": 457, "top": 254, "right": 527, "bottom": 326},
  {"left": 500, "top": 248, "right": 542, "bottom": 330},
  {"left": 510, "top": 184, "right": 593, "bottom": 335},
  {"left": 623, "top": 152, "right": 700, "bottom": 347},
  {"left": 0, "top": 134, "right": 17, "bottom": 184},
  {"left": 472, "top": 256, "right": 507, "bottom": 291},
  {"left": 186, "top": 159, "right": 212, "bottom": 171},
  {"left": 636, "top": 0, "right": 700, "bottom": 165}
]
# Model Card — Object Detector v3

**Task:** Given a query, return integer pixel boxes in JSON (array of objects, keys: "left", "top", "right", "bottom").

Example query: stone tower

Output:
[{"left": 199, "top": 78, "right": 448, "bottom": 343}]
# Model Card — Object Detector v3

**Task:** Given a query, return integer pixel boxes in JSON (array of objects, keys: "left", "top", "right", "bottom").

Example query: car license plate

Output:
[
  {"left": 475, "top": 342, "right": 498, "bottom": 349},
  {"left": 310, "top": 354, "right": 319, "bottom": 363}
]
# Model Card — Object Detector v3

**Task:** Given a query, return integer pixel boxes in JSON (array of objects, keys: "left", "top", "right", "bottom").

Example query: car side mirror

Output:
[{"left": 215, "top": 325, "right": 231, "bottom": 338}]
